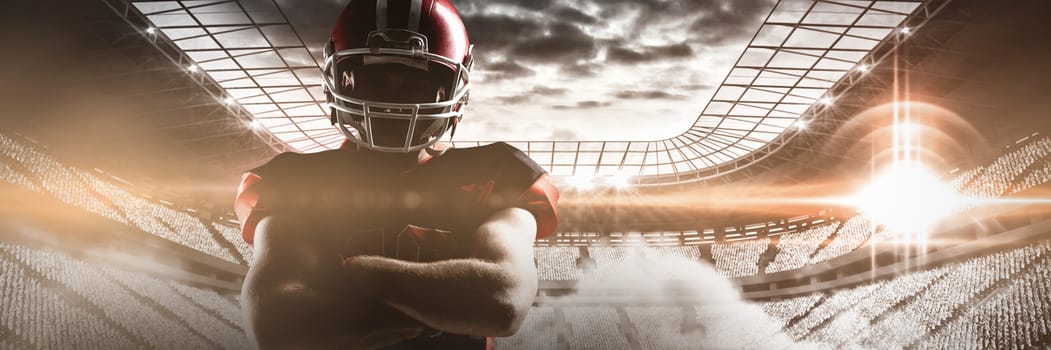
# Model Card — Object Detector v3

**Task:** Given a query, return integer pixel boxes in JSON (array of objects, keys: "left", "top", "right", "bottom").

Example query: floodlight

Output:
[
  {"left": 850, "top": 162, "right": 962, "bottom": 233},
  {"left": 607, "top": 172, "right": 632, "bottom": 190},
  {"left": 568, "top": 172, "right": 595, "bottom": 191}
]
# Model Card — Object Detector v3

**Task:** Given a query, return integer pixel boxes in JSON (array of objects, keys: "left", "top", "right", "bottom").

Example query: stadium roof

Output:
[{"left": 121, "top": 0, "right": 933, "bottom": 186}]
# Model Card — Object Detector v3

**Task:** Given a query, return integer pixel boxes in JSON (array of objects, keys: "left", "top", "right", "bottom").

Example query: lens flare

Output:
[
  {"left": 849, "top": 162, "right": 963, "bottom": 234},
  {"left": 568, "top": 172, "right": 595, "bottom": 191}
]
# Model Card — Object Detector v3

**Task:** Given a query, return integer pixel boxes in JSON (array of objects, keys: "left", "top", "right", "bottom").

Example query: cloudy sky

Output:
[
  {"left": 444, "top": 0, "right": 777, "bottom": 141},
  {"left": 224, "top": 0, "right": 778, "bottom": 144}
]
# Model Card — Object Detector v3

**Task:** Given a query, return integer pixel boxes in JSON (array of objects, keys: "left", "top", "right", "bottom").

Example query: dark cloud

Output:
[
  {"left": 491, "top": 85, "right": 567, "bottom": 105},
  {"left": 606, "top": 43, "right": 694, "bottom": 64},
  {"left": 495, "top": 94, "right": 533, "bottom": 104},
  {"left": 553, "top": 100, "right": 613, "bottom": 109},
  {"left": 553, "top": 6, "right": 597, "bottom": 24},
  {"left": 509, "top": 22, "right": 598, "bottom": 62},
  {"left": 462, "top": 0, "right": 555, "bottom": 11},
  {"left": 479, "top": 60, "right": 535, "bottom": 79},
  {"left": 606, "top": 47, "right": 647, "bottom": 64},
  {"left": 614, "top": 90, "right": 689, "bottom": 100},
  {"left": 462, "top": 14, "right": 544, "bottom": 51},
  {"left": 688, "top": 0, "right": 775, "bottom": 44},
  {"left": 510, "top": 0, "right": 556, "bottom": 11},
  {"left": 531, "top": 85, "right": 569, "bottom": 96},
  {"left": 594, "top": 0, "right": 773, "bottom": 44},
  {"left": 680, "top": 83, "right": 713, "bottom": 91},
  {"left": 487, "top": 85, "right": 567, "bottom": 105},
  {"left": 462, "top": 12, "right": 598, "bottom": 63},
  {"left": 560, "top": 62, "right": 601, "bottom": 78},
  {"left": 576, "top": 100, "right": 610, "bottom": 108}
]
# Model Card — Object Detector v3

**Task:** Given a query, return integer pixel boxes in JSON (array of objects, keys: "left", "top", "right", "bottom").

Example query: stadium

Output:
[{"left": 2, "top": 0, "right": 1050, "bottom": 349}]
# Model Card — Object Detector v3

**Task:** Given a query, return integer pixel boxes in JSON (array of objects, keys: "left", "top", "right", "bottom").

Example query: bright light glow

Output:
[
  {"left": 146, "top": 27, "right": 156, "bottom": 35},
  {"left": 901, "top": 122, "right": 915, "bottom": 134},
  {"left": 857, "top": 64, "right": 869, "bottom": 72},
  {"left": 849, "top": 162, "right": 963, "bottom": 234},
  {"left": 607, "top": 172, "right": 632, "bottom": 190},
  {"left": 187, "top": 64, "right": 199, "bottom": 73},
  {"left": 900, "top": 27, "right": 911, "bottom": 35},
  {"left": 224, "top": 97, "right": 236, "bottom": 105},
  {"left": 820, "top": 97, "right": 834, "bottom": 106},
  {"left": 794, "top": 120, "right": 808, "bottom": 130},
  {"left": 249, "top": 120, "right": 261, "bottom": 129},
  {"left": 568, "top": 172, "right": 596, "bottom": 191}
]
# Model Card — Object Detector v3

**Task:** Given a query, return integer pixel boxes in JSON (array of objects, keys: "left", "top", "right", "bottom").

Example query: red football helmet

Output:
[{"left": 323, "top": 0, "right": 474, "bottom": 153}]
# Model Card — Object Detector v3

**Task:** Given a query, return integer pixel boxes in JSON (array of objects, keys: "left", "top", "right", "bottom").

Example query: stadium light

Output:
[
  {"left": 187, "top": 64, "right": 199, "bottom": 73},
  {"left": 857, "top": 64, "right": 869, "bottom": 73},
  {"left": 146, "top": 27, "right": 157, "bottom": 35},
  {"left": 224, "top": 97, "right": 236, "bottom": 105},
  {"left": 819, "top": 97, "right": 834, "bottom": 106},
  {"left": 568, "top": 172, "right": 596, "bottom": 191},
  {"left": 900, "top": 27, "right": 911, "bottom": 35},
  {"left": 607, "top": 172, "right": 632, "bottom": 190},
  {"left": 794, "top": 120, "right": 808, "bottom": 130},
  {"left": 249, "top": 120, "right": 261, "bottom": 129}
]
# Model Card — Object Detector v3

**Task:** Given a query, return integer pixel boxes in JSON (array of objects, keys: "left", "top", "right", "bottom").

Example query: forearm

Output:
[
  {"left": 344, "top": 255, "right": 535, "bottom": 337},
  {"left": 242, "top": 263, "right": 425, "bottom": 349}
]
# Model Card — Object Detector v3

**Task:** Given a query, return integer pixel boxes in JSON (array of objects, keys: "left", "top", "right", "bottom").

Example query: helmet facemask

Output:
[{"left": 323, "top": 29, "right": 472, "bottom": 153}]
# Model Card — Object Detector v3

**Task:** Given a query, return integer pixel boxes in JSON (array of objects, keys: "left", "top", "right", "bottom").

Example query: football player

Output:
[{"left": 234, "top": 0, "right": 559, "bottom": 349}]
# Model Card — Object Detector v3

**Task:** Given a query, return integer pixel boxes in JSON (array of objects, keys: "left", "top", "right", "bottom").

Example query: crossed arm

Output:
[
  {"left": 241, "top": 207, "right": 539, "bottom": 349},
  {"left": 343, "top": 207, "right": 539, "bottom": 337}
]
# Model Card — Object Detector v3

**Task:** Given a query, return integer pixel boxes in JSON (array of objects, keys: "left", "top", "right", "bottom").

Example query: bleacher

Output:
[
  {"left": 0, "top": 242, "right": 248, "bottom": 349},
  {"left": 712, "top": 237, "right": 769, "bottom": 278},
  {"left": 0, "top": 132, "right": 245, "bottom": 265},
  {"left": 4, "top": 129, "right": 1051, "bottom": 348},
  {"left": 765, "top": 223, "right": 838, "bottom": 274},
  {"left": 531, "top": 134, "right": 1051, "bottom": 281}
]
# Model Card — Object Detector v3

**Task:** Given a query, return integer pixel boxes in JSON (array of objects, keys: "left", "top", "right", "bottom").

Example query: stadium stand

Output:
[
  {"left": 534, "top": 247, "right": 584, "bottom": 281},
  {"left": 563, "top": 306, "right": 630, "bottom": 350},
  {"left": 0, "top": 242, "right": 247, "bottom": 349},
  {"left": 0, "top": 132, "right": 241, "bottom": 265},
  {"left": 712, "top": 237, "right": 770, "bottom": 278},
  {"left": 494, "top": 306, "right": 559, "bottom": 350},
  {"left": 587, "top": 245, "right": 702, "bottom": 269},
  {"left": 963, "top": 137, "right": 1051, "bottom": 199},
  {"left": 624, "top": 306, "right": 691, "bottom": 350},
  {"left": 808, "top": 215, "right": 875, "bottom": 264},
  {"left": 920, "top": 251, "right": 1051, "bottom": 349},
  {"left": 758, "top": 293, "right": 824, "bottom": 328},
  {"left": 169, "top": 281, "right": 246, "bottom": 330},
  {"left": 5, "top": 129, "right": 1051, "bottom": 349},
  {"left": 765, "top": 223, "right": 838, "bottom": 273},
  {"left": 212, "top": 222, "right": 253, "bottom": 266}
]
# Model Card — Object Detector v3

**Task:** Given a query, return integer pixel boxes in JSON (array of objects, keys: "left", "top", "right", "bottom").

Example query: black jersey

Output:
[{"left": 234, "top": 142, "right": 559, "bottom": 350}]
